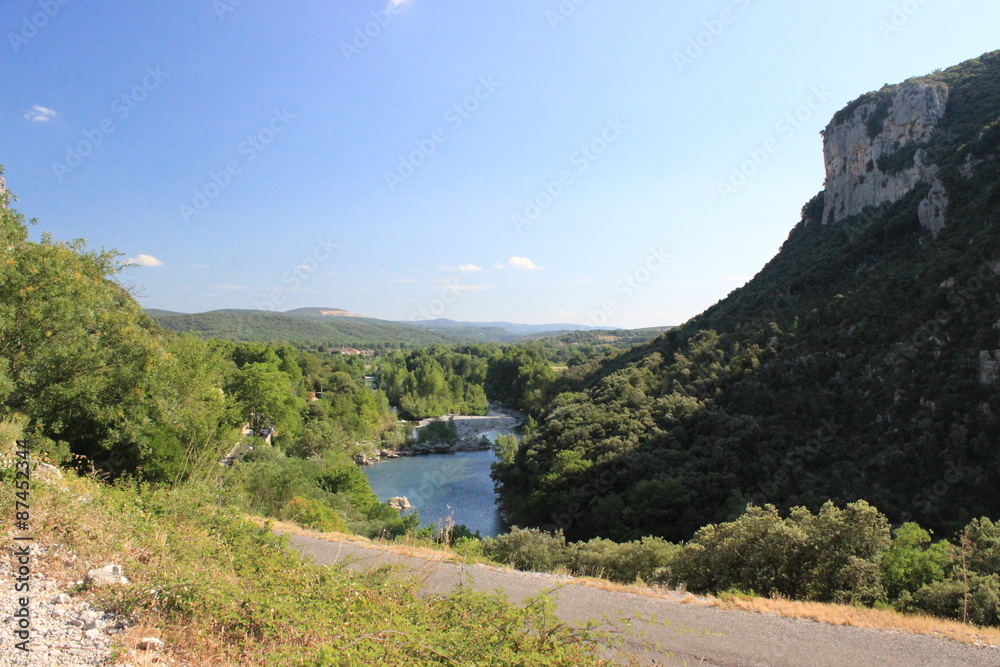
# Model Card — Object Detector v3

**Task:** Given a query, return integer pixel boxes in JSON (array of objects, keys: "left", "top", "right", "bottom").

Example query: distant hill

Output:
[
  {"left": 282, "top": 307, "right": 368, "bottom": 320},
  {"left": 144, "top": 307, "right": 657, "bottom": 347},
  {"left": 408, "top": 319, "right": 610, "bottom": 335},
  {"left": 146, "top": 309, "right": 466, "bottom": 347}
]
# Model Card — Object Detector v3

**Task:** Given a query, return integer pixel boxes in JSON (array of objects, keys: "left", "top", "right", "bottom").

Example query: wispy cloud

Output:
[
  {"left": 213, "top": 284, "right": 249, "bottom": 291},
  {"left": 458, "top": 264, "right": 483, "bottom": 272},
  {"left": 192, "top": 263, "right": 210, "bottom": 269},
  {"left": 127, "top": 254, "right": 164, "bottom": 267},
  {"left": 24, "top": 106, "right": 57, "bottom": 123},
  {"left": 389, "top": 278, "right": 421, "bottom": 284},
  {"left": 507, "top": 256, "right": 544, "bottom": 270},
  {"left": 387, "top": 0, "right": 413, "bottom": 7}
]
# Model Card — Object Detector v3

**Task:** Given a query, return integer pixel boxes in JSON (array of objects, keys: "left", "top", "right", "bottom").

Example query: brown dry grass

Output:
[
  {"left": 267, "top": 523, "right": 1000, "bottom": 650},
  {"left": 710, "top": 594, "right": 1000, "bottom": 647}
]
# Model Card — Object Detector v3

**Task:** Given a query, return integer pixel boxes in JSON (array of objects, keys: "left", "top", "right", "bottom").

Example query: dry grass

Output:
[
  {"left": 709, "top": 594, "right": 1000, "bottom": 647},
  {"left": 258, "top": 517, "right": 480, "bottom": 563},
  {"left": 267, "top": 524, "right": 1000, "bottom": 650}
]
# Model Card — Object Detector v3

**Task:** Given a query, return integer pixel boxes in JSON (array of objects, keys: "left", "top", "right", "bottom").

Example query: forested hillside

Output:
[
  {"left": 148, "top": 308, "right": 478, "bottom": 347},
  {"left": 494, "top": 51, "right": 1000, "bottom": 544}
]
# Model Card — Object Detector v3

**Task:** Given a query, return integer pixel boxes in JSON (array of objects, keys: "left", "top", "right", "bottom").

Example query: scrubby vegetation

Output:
[
  {"left": 483, "top": 502, "right": 1000, "bottom": 627},
  {"left": 493, "top": 51, "right": 1000, "bottom": 547},
  {"left": 0, "top": 452, "right": 620, "bottom": 665}
]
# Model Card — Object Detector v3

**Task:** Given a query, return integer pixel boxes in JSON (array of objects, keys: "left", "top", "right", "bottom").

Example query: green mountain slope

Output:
[
  {"left": 494, "top": 51, "right": 1000, "bottom": 543},
  {"left": 147, "top": 309, "right": 465, "bottom": 347}
]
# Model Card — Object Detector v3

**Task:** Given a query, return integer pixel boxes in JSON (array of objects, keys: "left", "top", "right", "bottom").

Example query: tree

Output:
[{"left": 229, "top": 363, "right": 302, "bottom": 436}]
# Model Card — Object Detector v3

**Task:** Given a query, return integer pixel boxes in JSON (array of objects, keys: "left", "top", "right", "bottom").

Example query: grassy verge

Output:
[
  {"left": 270, "top": 521, "right": 1000, "bottom": 650},
  {"left": 3, "top": 468, "right": 629, "bottom": 666}
]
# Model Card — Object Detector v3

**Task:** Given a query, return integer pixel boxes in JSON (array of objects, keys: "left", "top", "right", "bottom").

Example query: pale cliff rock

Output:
[
  {"left": 917, "top": 178, "right": 949, "bottom": 237},
  {"left": 821, "top": 82, "right": 949, "bottom": 228}
]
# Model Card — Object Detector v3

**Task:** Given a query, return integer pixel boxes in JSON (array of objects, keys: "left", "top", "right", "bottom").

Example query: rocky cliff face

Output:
[{"left": 821, "top": 82, "right": 949, "bottom": 234}]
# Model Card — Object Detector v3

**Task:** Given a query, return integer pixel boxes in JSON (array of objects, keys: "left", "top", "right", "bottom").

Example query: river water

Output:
[
  {"left": 362, "top": 420, "right": 517, "bottom": 538},
  {"left": 362, "top": 449, "right": 505, "bottom": 537}
]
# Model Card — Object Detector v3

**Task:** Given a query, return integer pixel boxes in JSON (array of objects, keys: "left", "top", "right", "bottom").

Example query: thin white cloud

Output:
[
  {"left": 24, "top": 106, "right": 57, "bottom": 123},
  {"left": 127, "top": 254, "right": 164, "bottom": 267},
  {"left": 388, "top": 0, "right": 412, "bottom": 7},
  {"left": 508, "top": 256, "right": 544, "bottom": 270},
  {"left": 213, "top": 284, "right": 249, "bottom": 291},
  {"left": 389, "top": 278, "right": 421, "bottom": 284},
  {"left": 192, "top": 263, "right": 210, "bottom": 269},
  {"left": 458, "top": 264, "right": 483, "bottom": 272}
]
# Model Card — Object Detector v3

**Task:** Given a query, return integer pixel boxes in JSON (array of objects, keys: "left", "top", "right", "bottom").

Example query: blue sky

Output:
[{"left": 2, "top": 0, "right": 998, "bottom": 328}]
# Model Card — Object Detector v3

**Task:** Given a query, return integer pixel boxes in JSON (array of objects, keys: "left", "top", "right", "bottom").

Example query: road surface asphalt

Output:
[{"left": 285, "top": 531, "right": 1000, "bottom": 666}]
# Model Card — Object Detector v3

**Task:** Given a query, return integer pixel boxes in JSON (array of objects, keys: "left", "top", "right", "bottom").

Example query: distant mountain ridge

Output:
[
  {"left": 406, "top": 318, "right": 612, "bottom": 335},
  {"left": 144, "top": 307, "right": 656, "bottom": 346}
]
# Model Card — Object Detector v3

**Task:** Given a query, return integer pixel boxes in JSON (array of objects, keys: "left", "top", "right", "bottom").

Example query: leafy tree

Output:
[
  {"left": 882, "top": 523, "right": 952, "bottom": 599},
  {"left": 229, "top": 362, "right": 302, "bottom": 436}
]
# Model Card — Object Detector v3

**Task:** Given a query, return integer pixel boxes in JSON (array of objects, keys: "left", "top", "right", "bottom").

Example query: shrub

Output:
[
  {"left": 904, "top": 574, "right": 1000, "bottom": 627},
  {"left": 882, "top": 523, "right": 952, "bottom": 599},
  {"left": 483, "top": 528, "right": 568, "bottom": 572},
  {"left": 416, "top": 419, "right": 459, "bottom": 445},
  {"left": 667, "top": 502, "right": 890, "bottom": 603},
  {"left": 280, "top": 496, "right": 347, "bottom": 533}
]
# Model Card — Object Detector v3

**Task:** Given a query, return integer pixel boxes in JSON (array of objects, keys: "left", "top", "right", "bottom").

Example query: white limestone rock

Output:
[{"left": 821, "top": 82, "right": 949, "bottom": 225}]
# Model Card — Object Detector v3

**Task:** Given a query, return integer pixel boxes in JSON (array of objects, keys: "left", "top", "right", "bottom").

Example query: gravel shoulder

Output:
[{"left": 286, "top": 531, "right": 1000, "bottom": 667}]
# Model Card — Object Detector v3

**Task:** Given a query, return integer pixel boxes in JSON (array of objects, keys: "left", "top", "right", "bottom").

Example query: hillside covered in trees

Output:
[{"left": 493, "top": 51, "right": 1000, "bottom": 545}]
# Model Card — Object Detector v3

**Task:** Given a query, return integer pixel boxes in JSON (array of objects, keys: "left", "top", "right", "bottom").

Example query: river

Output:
[
  {"left": 362, "top": 449, "right": 505, "bottom": 537},
  {"left": 361, "top": 412, "right": 520, "bottom": 538}
]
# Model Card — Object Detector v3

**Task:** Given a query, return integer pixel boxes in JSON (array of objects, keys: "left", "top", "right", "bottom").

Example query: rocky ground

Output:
[{"left": 1, "top": 466, "right": 177, "bottom": 667}]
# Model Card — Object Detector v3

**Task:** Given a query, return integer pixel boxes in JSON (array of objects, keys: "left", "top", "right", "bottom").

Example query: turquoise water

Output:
[{"left": 362, "top": 450, "right": 505, "bottom": 538}]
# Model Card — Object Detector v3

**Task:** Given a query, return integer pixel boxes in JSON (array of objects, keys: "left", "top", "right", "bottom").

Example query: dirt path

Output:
[{"left": 285, "top": 531, "right": 1000, "bottom": 666}]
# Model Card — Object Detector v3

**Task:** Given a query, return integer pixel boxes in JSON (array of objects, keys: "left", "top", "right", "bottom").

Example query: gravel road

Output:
[{"left": 286, "top": 531, "right": 1000, "bottom": 666}]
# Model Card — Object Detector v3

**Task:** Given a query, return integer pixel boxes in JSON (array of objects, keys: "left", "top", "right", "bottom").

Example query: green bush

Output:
[
  {"left": 667, "top": 502, "right": 890, "bottom": 604},
  {"left": 882, "top": 523, "right": 952, "bottom": 599},
  {"left": 416, "top": 419, "right": 459, "bottom": 445},
  {"left": 280, "top": 496, "right": 347, "bottom": 533},
  {"left": 483, "top": 527, "right": 568, "bottom": 572},
  {"left": 904, "top": 574, "right": 1000, "bottom": 626}
]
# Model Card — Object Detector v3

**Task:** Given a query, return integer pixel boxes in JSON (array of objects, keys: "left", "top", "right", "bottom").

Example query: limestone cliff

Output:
[{"left": 820, "top": 82, "right": 949, "bottom": 234}]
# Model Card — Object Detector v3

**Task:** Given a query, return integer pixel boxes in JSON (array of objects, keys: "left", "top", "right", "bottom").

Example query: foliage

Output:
[
  {"left": 280, "top": 496, "right": 347, "bottom": 533},
  {"left": 882, "top": 523, "right": 952, "bottom": 600},
  {"left": 416, "top": 419, "right": 459, "bottom": 445},
  {"left": 3, "top": 471, "right": 612, "bottom": 666},
  {"left": 493, "top": 52, "right": 1000, "bottom": 544}
]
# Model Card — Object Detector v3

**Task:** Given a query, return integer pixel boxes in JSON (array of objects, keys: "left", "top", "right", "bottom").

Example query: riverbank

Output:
[{"left": 354, "top": 406, "right": 523, "bottom": 463}]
